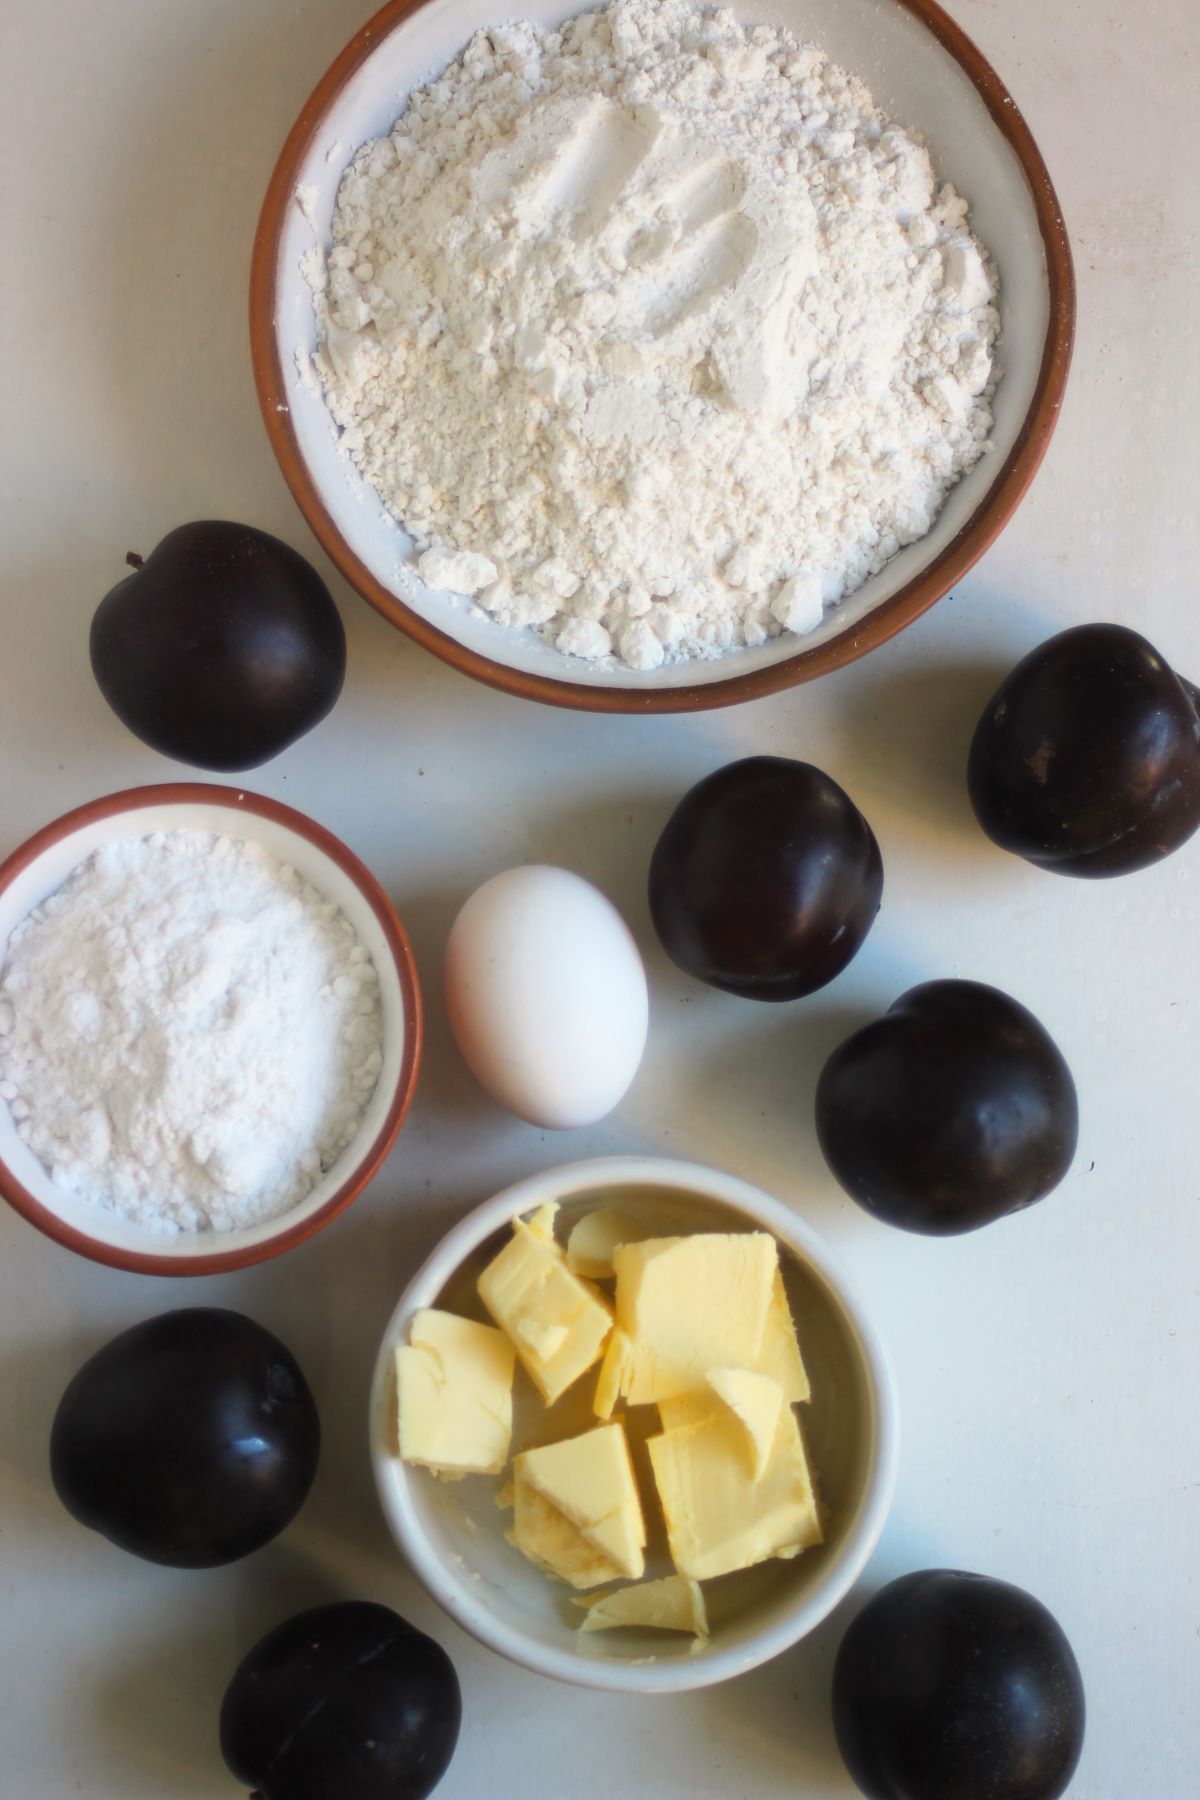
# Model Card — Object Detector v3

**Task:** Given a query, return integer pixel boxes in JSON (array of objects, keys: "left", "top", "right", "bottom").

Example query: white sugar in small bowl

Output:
[
  {"left": 0, "top": 784, "right": 422, "bottom": 1277},
  {"left": 370, "top": 1155, "right": 898, "bottom": 1693}
]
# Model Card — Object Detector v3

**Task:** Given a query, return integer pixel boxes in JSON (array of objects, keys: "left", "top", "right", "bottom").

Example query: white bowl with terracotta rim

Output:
[
  {"left": 251, "top": 0, "right": 1074, "bottom": 713},
  {"left": 0, "top": 784, "right": 422, "bottom": 1276},
  {"left": 369, "top": 1155, "right": 899, "bottom": 1693}
]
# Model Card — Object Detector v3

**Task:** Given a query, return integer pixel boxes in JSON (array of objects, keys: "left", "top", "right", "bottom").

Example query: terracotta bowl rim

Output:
[
  {"left": 249, "top": 0, "right": 1076, "bottom": 713},
  {"left": 0, "top": 782, "right": 423, "bottom": 1277}
]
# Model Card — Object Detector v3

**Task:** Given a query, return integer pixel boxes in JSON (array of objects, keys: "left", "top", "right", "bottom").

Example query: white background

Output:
[{"left": 1, "top": 0, "right": 1197, "bottom": 1795}]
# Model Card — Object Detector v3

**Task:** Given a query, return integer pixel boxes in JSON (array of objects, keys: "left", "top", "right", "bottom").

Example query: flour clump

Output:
[
  {"left": 0, "top": 832, "right": 384, "bottom": 1233},
  {"left": 313, "top": 0, "right": 1000, "bottom": 670}
]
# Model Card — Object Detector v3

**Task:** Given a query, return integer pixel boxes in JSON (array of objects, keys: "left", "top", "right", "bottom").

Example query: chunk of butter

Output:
[
  {"left": 595, "top": 1232, "right": 777, "bottom": 1412},
  {"left": 513, "top": 1423, "right": 646, "bottom": 1588},
  {"left": 396, "top": 1308, "right": 515, "bottom": 1477},
  {"left": 655, "top": 1270, "right": 810, "bottom": 1431},
  {"left": 512, "top": 1481, "right": 627, "bottom": 1588},
  {"left": 525, "top": 1201, "right": 560, "bottom": 1244},
  {"left": 566, "top": 1208, "right": 651, "bottom": 1279},
  {"left": 657, "top": 1370, "right": 785, "bottom": 1477},
  {"left": 478, "top": 1216, "right": 613, "bottom": 1404},
  {"left": 593, "top": 1325, "right": 634, "bottom": 1420},
  {"left": 758, "top": 1270, "right": 811, "bottom": 1404},
  {"left": 577, "top": 1574, "right": 709, "bottom": 1637},
  {"left": 647, "top": 1405, "right": 822, "bottom": 1581},
  {"left": 705, "top": 1370, "right": 785, "bottom": 1480}
]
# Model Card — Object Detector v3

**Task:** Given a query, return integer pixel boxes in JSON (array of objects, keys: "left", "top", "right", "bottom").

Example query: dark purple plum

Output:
[
  {"left": 815, "top": 980, "right": 1078, "bottom": 1234},
  {"left": 648, "top": 756, "right": 883, "bottom": 1001},
  {"left": 833, "top": 1570, "right": 1086, "bottom": 1800},
  {"left": 50, "top": 1308, "right": 319, "bottom": 1566},
  {"left": 90, "top": 520, "right": 345, "bottom": 770},
  {"left": 220, "top": 1602, "right": 461, "bottom": 1800},
  {"left": 968, "top": 622, "right": 1200, "bottom": 876}
]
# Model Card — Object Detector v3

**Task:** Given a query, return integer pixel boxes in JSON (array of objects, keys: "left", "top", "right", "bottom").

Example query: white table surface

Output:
[{"left": 2, "top": 0, "right": 1197, "bottom": 1795}]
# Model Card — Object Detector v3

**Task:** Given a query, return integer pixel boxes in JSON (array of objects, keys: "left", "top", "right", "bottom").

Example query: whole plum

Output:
[
  {"left": 648, "top": 756, "right": 883, "bottom": 1001},
  {"left": 50, "top": 1308, "right": 319, "bottom": 1567},
  {"left": 968, "top": 622, "right": 1200, "bottom": 876},
  {"left": 220, "top": 1601, "right": 461, "bottom": 1800},
  {"left": 815, "top": 980, "right": 1078, "bottom": 1234},
  {"left": 833, "top": 1569, "right": 1085, "bottom": 1800},
  {"left": 90, "top": 520, "right": 345, "bottom": 771}
]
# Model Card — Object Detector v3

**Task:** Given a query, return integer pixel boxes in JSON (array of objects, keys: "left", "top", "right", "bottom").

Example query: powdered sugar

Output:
[
  {"left": 313, "top": 0, "right": 1000, "bottom": 670},
  {"left": 0, "top": 832, "right": 384, "bottom": 1234}
]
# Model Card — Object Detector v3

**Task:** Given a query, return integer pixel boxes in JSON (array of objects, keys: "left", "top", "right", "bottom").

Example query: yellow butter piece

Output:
[
  {"left": 607, "top": 1233, "right": 777, "bottom": 1406},
  {"left": 577, "top": 1574, "right": 709, "bottom": 1637},
  {"left": 478, "top": 1216, "right": 613, "bottom": 1404},
  {"left": 526, "top": 1201, "right": 560, "bottom": 1245},
  {"left": 566, "top": 1208, "right": 651, "bottom": 1279},
  {"left": 657, "top": 1390, "right": 712, "bottom": 1433},
  {"left": 513, "top": 1479, "right": 628, "bottom": 1588},
  {"left": 655, "top": 1269, "right": 809, "bottom": 1426},
  {"left": 513, "top": 1423, "right": 646, "bottom": 1588},
  {"left": 758, "top": 1270, "right": 811, "bottom": 1404},
  {"left": 705, "top": 1369, "right": 785, "bottom": 1480},
  {"left": 647, "top": 1405, "right": 822, "bottom": 1581},
  {"left": 396, "top": 1309, "right": 515, "bottom": 1477},
  {"left": 657, "top": 1370, "right": 784, "bottom": 1463},
  {"left": 513, "top": 1315, "right": 568, "bottom": 1362},
  {"left": 593, "top": 1326, "right": 635, "bottom": 1421}
]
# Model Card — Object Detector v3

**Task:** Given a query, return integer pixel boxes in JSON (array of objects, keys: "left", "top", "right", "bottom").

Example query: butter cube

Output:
[
  {"left": 513, "top": 1423, "right": 646, "bottom": 1589},
  {"left": 593, "top": 1326, "right": 634, "bottom": 1421},
  {"left": 478, "top": 1216, "right": 613, "bottom": 1404},
  {"left": 648, "top": 1406, "right": 822, "bottom": 1581},
  {"left": 599, "top": 1233, "right": 777, "bottom": 1408},
  {"left": 654, "top": 1269, "right": 809, "bottom": 1426},
  {"left": 577, "top": 1574, "right": 708, "bottom": 1637},
  {"left": 396, "top": 1309, "right": 515, "bottom": 1477},
  {"left": 705, "top": 1369, "right": 785, "bottom": 1480},
  {"left": 512, "top": 1481, "right": 628, "bottom": 1589},
  {"left": 566, "top": 1208, "right": 651, "bottom": 1279},
  {"left": 658, "top": 1370, "right": 785, "bottom": 1478},
  {"left": 525, "top": 1201, "right": 560, "bottom": 1245},
  {"left": 758, "top": 1270, "right": 811, "bottom": 1404}
]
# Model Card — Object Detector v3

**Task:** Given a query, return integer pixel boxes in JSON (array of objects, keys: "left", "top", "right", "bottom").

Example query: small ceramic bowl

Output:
[
  {"left": 369, "top": 1155, "right": 898, "bottom": 1693},
  {"left": 0, "top": 784, "right": 422, "bottom": 1276},
  {"left": 252, "top": 0, "right": 1074, "bottom": 713}
]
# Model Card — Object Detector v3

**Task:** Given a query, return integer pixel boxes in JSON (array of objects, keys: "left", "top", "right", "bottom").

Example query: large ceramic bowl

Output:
[
  {"left": 0, "top": 785, "right": 422, "bottom": 1276},
  {"left": 252, "top": 0, "right": 1073, "bottom": 713},
  {"left": 370, "top": 1156, "right": 899, "bottom": 1692}
]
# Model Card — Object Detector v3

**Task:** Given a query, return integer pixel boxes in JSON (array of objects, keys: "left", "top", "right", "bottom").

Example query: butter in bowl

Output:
[{"left": 370, "top": 1156, "right": 898, "bottom": 1693}]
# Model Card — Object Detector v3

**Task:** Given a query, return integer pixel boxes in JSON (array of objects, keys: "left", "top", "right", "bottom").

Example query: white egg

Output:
[{"left": 444, "top": 866, "right": 649, "bottom": 1129}]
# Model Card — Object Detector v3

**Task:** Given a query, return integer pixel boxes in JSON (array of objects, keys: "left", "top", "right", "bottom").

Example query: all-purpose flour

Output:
[
  {"left": 311, "top": 0, "right": 1000, "bottom": 671},
  {"left": 0, "top": 833, "right": 384, "bottom": 1234}
]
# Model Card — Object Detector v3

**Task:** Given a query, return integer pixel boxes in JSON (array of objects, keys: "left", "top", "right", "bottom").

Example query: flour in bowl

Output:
[
  {"left": 311, "top": 0, "right": 1000, "bottom": 671},
  {"left": 0, "top": 832, "right": 384, "bottom": 1234}
]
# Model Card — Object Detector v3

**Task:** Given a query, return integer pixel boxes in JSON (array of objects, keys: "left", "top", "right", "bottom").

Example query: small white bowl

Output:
[
  {"left": 0, "top": 784, "right": 422, "bottom": 1276},
  {"left": 369, "top": 1155, "right": 898, "bottom": 1693}
]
